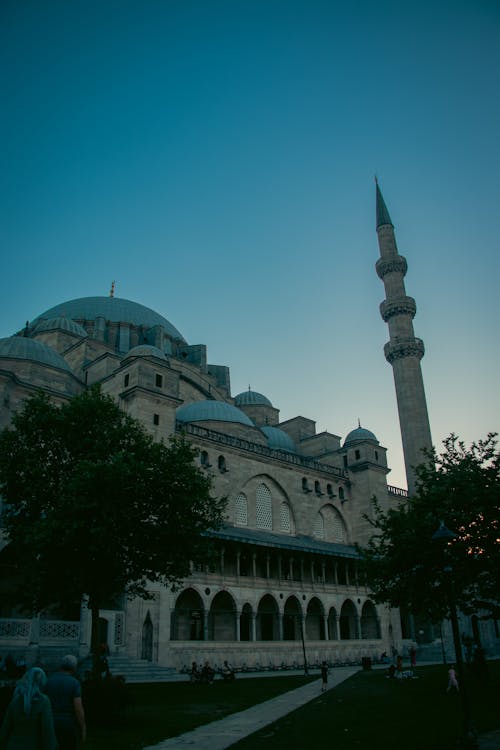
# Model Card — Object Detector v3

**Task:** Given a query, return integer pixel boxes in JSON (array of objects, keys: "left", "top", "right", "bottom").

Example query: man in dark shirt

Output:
[{"left": 45, "top": 654, "right": 86, "bottom": 748}]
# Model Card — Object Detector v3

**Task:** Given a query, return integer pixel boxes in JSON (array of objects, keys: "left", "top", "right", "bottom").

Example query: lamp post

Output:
[{"left": 432, "top": 522, "right": 477, "bottom": 750}]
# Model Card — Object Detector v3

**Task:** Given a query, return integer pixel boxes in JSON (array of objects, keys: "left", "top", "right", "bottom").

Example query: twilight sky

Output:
[{"left": 1, "top": 0, "right": 499, "bottom": 489}]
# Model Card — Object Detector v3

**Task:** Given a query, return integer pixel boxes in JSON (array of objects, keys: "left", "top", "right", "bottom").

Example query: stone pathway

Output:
[{"left": 142, "top": 666, "right": 358, "bottom": 750}]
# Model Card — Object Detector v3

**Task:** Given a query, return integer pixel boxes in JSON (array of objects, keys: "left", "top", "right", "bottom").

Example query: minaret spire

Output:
[{"left": 375, "top": 181, "right": 432, "bottom": 495}]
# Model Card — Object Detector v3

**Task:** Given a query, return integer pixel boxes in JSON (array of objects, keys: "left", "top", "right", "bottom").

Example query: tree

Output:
[
  {"left": 359, "top": 433, "right": 500, "bottom": 623},
  {"left": 0, "top": 387, "right": 226, "bottom": 668}
]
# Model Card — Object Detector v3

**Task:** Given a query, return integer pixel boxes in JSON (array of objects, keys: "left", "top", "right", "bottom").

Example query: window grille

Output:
[
  {"left": 280, "top": 503, "right": 291, "bottom": 532},
  {"left": 313, "top": 512, "right": 325, "bottom": 538},
  {"left": 256, "top": 483, "right": 272, "bottom": 529},
  {"left": 235, "top": 493, "right": 248, "bottom": 525}
]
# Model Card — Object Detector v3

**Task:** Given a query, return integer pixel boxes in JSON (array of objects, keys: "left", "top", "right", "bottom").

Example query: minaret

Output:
[{"left": 375, "top": 180, "right": 432, "bottom": 495}]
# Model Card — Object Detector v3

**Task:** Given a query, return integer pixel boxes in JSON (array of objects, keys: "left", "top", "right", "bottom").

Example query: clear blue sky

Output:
[{"left": 1, "top": 0, "right": 499, "bottom": 488}]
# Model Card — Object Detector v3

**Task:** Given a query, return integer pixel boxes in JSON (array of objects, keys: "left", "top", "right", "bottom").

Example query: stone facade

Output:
[{"left": 1, "top": 189, "right": 498, "bottom": 670}]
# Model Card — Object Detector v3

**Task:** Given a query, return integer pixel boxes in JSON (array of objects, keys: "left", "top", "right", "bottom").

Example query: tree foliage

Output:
[
  {"left": 0, "top": 387, "right": 226, "bottom": 652},
  {"left": 359, "top": 433, "right": 500, "bottom": 622}
]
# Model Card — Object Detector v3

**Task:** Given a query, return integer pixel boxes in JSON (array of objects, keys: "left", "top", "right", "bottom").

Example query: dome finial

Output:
[{"left": 109, "top": 280, "right": 115, "bottom": 298}]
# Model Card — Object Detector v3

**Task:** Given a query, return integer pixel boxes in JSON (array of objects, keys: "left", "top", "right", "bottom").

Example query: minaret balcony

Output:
[
  {"left": 379, "top": 296, "right": 416, "bottom": 322},
  {"left": 384, "top": 337, "right": 425, "bottom": 363},
  {"left": 375, "top": 255, "right": 408, "bottom": 280}
]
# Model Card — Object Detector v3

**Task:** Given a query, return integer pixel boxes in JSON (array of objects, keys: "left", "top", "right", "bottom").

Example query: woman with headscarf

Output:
[{"left": 0, "top": 666, "right": 58, "bottom": 749}]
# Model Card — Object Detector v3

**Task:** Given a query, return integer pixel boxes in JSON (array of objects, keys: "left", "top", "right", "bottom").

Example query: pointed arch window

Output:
[
  {"left": 279, "top": 502, "right": 291, "bottom": 533},
  {"left": 256, "top": 483, "right": 272, "bottom": 529},
  {"left": 313, "top": 512, "right": 325, "bottom": 539},
  {"left": 235, "top": 493, "right": 248, "bottom": 526}
]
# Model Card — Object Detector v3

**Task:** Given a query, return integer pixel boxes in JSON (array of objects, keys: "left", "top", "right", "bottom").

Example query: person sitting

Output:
[
  {"left": 201, "top": 661, "right": 215, "bottom": 684},
  {"left": 220, "top": 660, "right": 235, "bottom": 680},
  {"left": 190, "top": 661, "right": 201, "bottom": 683}
]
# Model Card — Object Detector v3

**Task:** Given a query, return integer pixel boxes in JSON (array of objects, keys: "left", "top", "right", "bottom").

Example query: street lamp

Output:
[{"left": 432, "top": 522, "right": 477, "bottom": 750}]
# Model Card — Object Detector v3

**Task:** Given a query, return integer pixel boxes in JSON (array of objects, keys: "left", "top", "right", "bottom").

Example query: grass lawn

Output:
[
  {"left": 82, "top": 661, "right": 499, "bottom": 750},
  {"left": 84, "top": 674, "right": 316, "bottom": 750},
  {"left": 232, "top": 661, "right": 500, "bottom": 750}
]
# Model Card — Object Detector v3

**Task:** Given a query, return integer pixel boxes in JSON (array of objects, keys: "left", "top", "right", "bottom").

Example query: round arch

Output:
[
  {"left": 339, "top": 599, "right": 359, "bottom": 640},
  {"left": 306, "top": 597, "right": 325, "bottom": 640},
  {"left": 208, "top": 591, "right": 237, "bottom": 641},
  {"left": 256, "top": 594, "right": 279, "bottom": 641},
  {"left": 171, "top": 588, "right": 204, "bottom": 641},
  {"left": 360, "top": 600, "right": 380, "bottom": 639}
]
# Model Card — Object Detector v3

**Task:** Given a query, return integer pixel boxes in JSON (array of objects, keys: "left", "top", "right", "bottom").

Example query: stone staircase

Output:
[{"left": 107, "top": 655, "right": 180, "bottom": 683}]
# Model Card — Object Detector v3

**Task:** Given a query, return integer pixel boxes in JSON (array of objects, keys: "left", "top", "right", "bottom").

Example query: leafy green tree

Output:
[
  {"left": 359, "top": 433, "right": 500, "bottom": 623},
  {"left": 0, "top": 387, "right": 226, "bottom": 668}
]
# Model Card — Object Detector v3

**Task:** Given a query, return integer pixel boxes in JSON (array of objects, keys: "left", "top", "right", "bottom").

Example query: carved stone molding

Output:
[
  {"left": 384, "top": 337, "right": 425, "bottom": 363},
  {"left": 375, "top": 255, "right": 408, "bottom": 279},
  {"left": 379, "top": 296, "right": 416, "bottom": 322}
]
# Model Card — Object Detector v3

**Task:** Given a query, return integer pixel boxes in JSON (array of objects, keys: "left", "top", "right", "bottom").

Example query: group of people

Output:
[
  {"left": 190, "top": 659, "right": 235, "bottom": 684},
  {"left": 0, "top": 654, "right": 86, "bottom": 749}
]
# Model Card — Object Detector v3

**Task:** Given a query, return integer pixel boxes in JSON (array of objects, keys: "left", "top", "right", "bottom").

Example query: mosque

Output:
[{"left": 0, "top": 185, "right": 497, "bottom": 672}]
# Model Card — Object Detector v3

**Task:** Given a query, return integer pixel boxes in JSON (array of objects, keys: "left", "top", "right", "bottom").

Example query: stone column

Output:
[{"left": 323, "top": 615, "right": 329, "bottom": 641}]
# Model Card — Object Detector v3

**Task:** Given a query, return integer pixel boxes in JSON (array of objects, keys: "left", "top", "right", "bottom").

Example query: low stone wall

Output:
[{"left": 167, "top": 639, "right": 382, "bottom": 673}]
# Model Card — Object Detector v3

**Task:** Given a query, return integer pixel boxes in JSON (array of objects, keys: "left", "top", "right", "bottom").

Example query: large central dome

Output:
[{"left": 31, "top": 296, "right": 186, "bottom": 342}]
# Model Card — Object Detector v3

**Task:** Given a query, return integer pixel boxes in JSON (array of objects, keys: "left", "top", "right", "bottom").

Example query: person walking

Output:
[
  {"left": 0, "top": 666, "right": 58, "bottom": 749},
  {"left": 320, "top": 661, "right": 328, "bottom": 692},
  {"left": 447, "top": 664, "right": 459, "bottom": 693},
  {"left": 45, "top": 654, "right": 86, "bottom": 749}
]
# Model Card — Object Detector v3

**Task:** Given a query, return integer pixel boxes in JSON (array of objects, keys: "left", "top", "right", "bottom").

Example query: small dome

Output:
[
  {"left": 33, "top": 317, "right": 88, "bottom": 338},
  {"left": 176, "top": 400, "right": 254, "bottom": 426},
  {"left": 343, "top": 426, "right": 379, "bottom": 446},
  {"left": 0, "top": 337, "right": 73, "bottom": 373},
  {"left": 31, "top": 296, "right": 186, "bottom": 342},
  {"left": 234, "top": 389, "right": 273, "bottom": 407},
  {"left": 261, "top": 425, "right": 296, "bottom": 453},
  {"left": 125, "top": 345, "right": 167, "bottom": 360}
]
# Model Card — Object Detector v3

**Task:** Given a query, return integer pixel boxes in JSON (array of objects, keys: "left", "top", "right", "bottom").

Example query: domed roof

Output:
[
  {"left": 176, "top": 400, "right": 254, "bottom": 426},
  {"left": 125, "top": 345, "right": 167, "bottom": 360},
  {"left": 343, "top": 426, "right": 379, "bottom": 446},
  {"left": 260, "top": 425, "right": 296, "bottom": 453},
  {"left": 33, "top": 317, "right": 88, "bottom": 338},
  {"left": 0, "top": 337, "right": 73, "bottom": 373},
  {"left": 31, "top": 297, "right": 186, "bottom": 342},
  {"left": 234, "top": 389, "right": 273, "bottom": 407}
]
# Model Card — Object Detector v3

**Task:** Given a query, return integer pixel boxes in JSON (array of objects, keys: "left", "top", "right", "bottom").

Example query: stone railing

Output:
[
  {"left": 176, "top": 422, "right": 348, "bottom": 479},
  {"left": 0, "top": 618, "right": 80, "bottom": 644},
  {"left": 387, "top": 485, "right": 408, "bottom": 498}
]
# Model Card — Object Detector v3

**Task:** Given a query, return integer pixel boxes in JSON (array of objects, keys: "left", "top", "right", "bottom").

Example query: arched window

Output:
[
  {"left": 280, "top": 502, "right": 291, "bottom": 533},
  {"left": 235, "top": 493, "right": 248, "bottom": 526},
  {"left": 313, "top": 512, "right": 325, "bottom": 539},
  {"left": 256, "top": 483, "right": 272, "bottom": 529},
  {"left": 320, "top": 505, "right": 348, "bottom": 543},
  {"left": 200, "top": 450, "right": 211, "bottom": 468},
  {"left": 218, "top": 455, "right": 227, "bottom": 473},
  {"left": 338, "top": 486, "right": 345, "bottom": 501},
  {"left": 331, "top": 509, "right": 347, "bottom": 543}
]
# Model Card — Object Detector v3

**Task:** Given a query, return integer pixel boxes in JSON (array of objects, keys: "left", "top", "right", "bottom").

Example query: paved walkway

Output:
[
  {"left": 142, "top": 665, "right": 499, "bottom": 750},
  {"left": 142, "top": 666, "right": 358, "bottom": 750}
]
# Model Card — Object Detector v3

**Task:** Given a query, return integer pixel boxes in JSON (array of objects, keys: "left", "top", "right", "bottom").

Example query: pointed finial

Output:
[
  {"left": 110, "top": 280, "right": 115, "bottom": 298},
  {"left": 248, "top": 385, "right": 251, "bottom": 391},
  {"left": 358, "top": 417, "right": 361, "bottom": 428}
]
